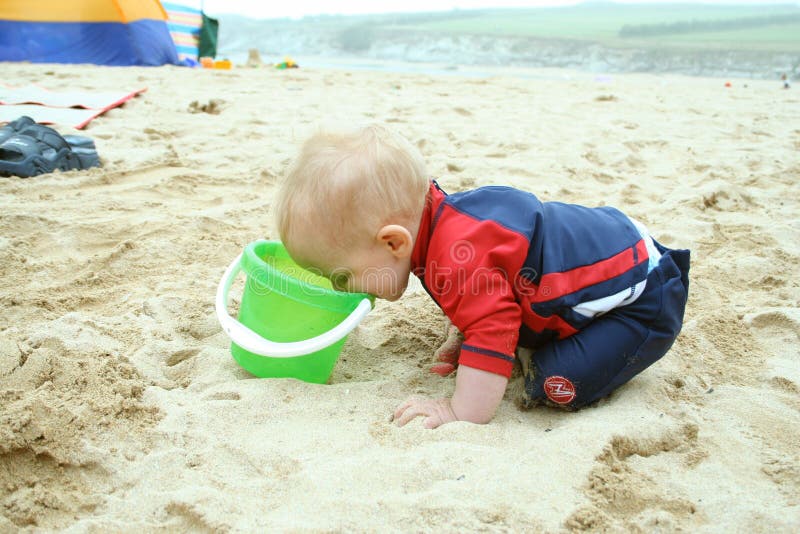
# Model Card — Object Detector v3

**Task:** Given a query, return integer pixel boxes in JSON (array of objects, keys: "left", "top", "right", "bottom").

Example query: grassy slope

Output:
[{"left": 387, "top": 3, "right": 800, "bottom": 52}]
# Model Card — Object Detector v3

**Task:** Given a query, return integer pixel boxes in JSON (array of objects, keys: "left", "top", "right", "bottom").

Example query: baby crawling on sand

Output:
[{"left": 274, "top": 124, "right": 690, "bottom": 429}]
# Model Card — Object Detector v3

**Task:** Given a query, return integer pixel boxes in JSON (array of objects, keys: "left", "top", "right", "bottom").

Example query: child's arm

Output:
[
  {"left": 393, "top": 365, "right": 508, "bottom": 429},
  {"left": 452, "top": 365, "right": 509, "bottom": 422}
]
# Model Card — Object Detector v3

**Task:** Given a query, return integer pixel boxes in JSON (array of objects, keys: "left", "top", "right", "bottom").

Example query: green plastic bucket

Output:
[{"left": 215, "top": 240, "right": 373, "bottom": 383}]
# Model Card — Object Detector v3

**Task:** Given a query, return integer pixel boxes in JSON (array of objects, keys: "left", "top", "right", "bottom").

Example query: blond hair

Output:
[{"left": 275, "top": 124, "right": 429, "bottom": 253}]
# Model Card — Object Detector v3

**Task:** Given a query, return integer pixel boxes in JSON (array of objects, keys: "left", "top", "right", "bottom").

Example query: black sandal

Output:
[
  {"left": 0, "top": 122, "right": 100, "bottom": 178},
  {"left": 0, "top": 115, "right": 36, "bottom": 145}
]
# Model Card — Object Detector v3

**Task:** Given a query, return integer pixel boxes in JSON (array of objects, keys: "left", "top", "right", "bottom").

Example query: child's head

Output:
[{"left": 275, "top": 124, "right": 429, "bottom": 300}]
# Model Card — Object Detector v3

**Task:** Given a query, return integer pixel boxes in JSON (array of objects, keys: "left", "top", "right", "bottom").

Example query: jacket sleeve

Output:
[{"left": 424, "top": 212, "right": 529, "bottom": 378}]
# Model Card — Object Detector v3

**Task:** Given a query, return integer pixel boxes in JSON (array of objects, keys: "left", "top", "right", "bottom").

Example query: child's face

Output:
[{"left": 291, "top": 239, "right": 412, "bottom": 301}]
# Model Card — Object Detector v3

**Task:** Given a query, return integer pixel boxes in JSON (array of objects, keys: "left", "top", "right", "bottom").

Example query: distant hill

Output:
[{"left": 216, "top": 3, "right": 800, "bottom": 79}]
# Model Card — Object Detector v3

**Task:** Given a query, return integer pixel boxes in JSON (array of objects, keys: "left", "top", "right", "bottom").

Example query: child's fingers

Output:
[
  {"left": 394, "top": 402, "right": 426, "bottom": 427},
  {"left": 435, "top": 346, "right": 460, "bottom": 363},
  {"left": 393, "top": 398, "right": 455, "bottom": 428},
  {"left": 393, "top": 396, "right": 424, "bottom": 421},
  {"left": 433, "top": 324, "right": 463, "bottom": 364},
  {"left": 392, "top": 400, "right": 413, "bottom": 421},
  {"left": 423, "top": 415, "right": 445, "bottom": 429},
  {"left": 429, "top": 363, "right": 456, "bottom": 376}
]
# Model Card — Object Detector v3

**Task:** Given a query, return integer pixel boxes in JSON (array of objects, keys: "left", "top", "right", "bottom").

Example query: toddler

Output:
[{"left": 275, "top": 125, "right": 690, "bottom": 429}]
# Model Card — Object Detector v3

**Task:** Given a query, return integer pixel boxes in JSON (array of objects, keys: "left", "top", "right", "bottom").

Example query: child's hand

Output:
[
  {"left": 392, "top": 397, "right": 458, "bottom": 429},
  {"left": 430, "top": 321, "right": 463, "bottom": 377}
]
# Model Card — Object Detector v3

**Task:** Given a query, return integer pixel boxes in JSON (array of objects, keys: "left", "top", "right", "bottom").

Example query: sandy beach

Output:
[{"left": 1, "top": 62, "right": 798, "bottom": 531}]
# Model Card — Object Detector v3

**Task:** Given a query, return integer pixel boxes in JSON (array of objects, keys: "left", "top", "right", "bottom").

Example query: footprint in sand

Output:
[
  {"left": 165, "top": 348, "right": 199, "bottom": 367},
  {"left": 746, "top": 309, "right": 800, "bottom": 340},
  {"left": 696, "top": 180, "right": 758, "bottom": 212},
  {"left": 566, "top": 424, "right": 706, "bottom": 531},
  {"left": 745, "top": 308, "right": 800, "bottom": 396},
  {"left": 164, "top": 501, "right": 221, "bottom": 532},
  {"left": 162, "top": 353, "right": 198, "bottom": 389}
]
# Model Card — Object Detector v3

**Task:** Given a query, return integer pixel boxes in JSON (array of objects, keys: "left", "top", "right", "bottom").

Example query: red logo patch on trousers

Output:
[{"left": 543, "top": 376, "right": 576, "bottom": 404}]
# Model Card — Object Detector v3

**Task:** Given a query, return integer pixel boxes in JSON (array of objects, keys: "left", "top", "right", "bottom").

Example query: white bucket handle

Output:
[{"left": 215, "top": 253, "right": 372, "bottom": 358}]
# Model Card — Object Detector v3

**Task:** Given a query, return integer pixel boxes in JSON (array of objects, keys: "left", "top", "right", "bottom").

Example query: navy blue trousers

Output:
[{"left": 521, "top": 242, "right": 690, "bottom": 409}]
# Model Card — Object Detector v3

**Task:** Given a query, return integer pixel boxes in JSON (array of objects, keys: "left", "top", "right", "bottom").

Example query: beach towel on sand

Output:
[{"left": 0, "top": 85, "right": 147, "bottom": 129}]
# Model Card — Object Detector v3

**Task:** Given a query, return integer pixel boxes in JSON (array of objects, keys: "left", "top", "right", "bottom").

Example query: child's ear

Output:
[{"left": 376, "top": 225, "right": 413, "bottom": 258}]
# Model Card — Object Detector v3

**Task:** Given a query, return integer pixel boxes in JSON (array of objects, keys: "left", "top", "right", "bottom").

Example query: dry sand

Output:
[{"left": 0, "top": 62, "right": 798, "bottom": 532}]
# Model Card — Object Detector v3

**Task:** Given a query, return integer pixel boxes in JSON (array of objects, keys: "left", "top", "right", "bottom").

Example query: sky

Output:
[{"left": 201, "top": 0, "right": 790, "bottom": 19}]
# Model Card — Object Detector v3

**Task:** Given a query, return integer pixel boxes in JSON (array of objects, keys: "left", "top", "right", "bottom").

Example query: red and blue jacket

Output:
[{"left": 410, "top": 181, "right": 651, "bottom": 378}]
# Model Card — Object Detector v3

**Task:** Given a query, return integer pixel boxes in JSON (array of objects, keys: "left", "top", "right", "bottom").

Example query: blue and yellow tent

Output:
[{"left": 0, "top": 0, "right": 179, "bottom": 66}]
